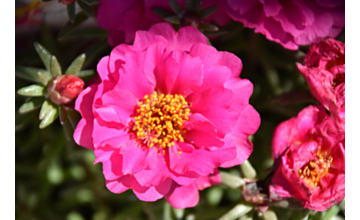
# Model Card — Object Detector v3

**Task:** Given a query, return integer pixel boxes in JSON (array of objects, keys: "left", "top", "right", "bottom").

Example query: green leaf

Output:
[
  {"left": 168, "top": 0, "right": 183, "bottom": 14},
  {"left": 77, "top": 0, "right": 93, "bottom": 17},
  {"left": 37, "top": 71, "right": 51, "bottom": 86},
  {"left": 67, "top": 109, "right": 81, "bottom": 129},
  {"left": 220, "top": 171, "right": 244, "bottom": 189},
  {"left": 59, "top": 106, "right": 68, "bottom": 125},
  {"left": 77, "top": 69, "right": 95, "bottom": 79},
  {"left": 151, "top": 7, "right": 174, "bottom": 19},
  {"left": 82, "top": 0, "right": 99, "bottom": 5},
  {"left": 18, "top": 97, "right": 44, "bottom": 114},
  {"left": 240, "top": 160, "right": 257, "bottom": 179},
  {"left": 58, "top": 11, "right": 89, "bottom": 41},
  {"left": 172, "top": 208, "right": 185, "bottom": 220},
  {"left": 200, "top": 5, "right": 218, "bottom": 19},
  {"left": 322, "top": 206, "right": 340, "bottom": 220},
  {"left": 67, "top": 2, "right": 76, "bottom": 23},
  {"left": 17, "top": 85, "right": 46, "bottom": 97},
  {"left": 163, "top": 202, "right": 174, "bottom": 220},
  {"left": 65, "top": 54, "right": 86, "bottom": 75},
  {"left": 219, "top": 203, "right": 253, "bottom": 220},
  {"left": 206, "top": 186, "right": 223, "bottom": 207},
  {"left": 39, "top": 100, "right": 56, "bottom": 120},
  {"left": 199, "top": 22, "right": 219, "bottom": 31},
  {"left": 164, "top": 15, "right": 181, "bottom": 25},
  {"left": 263, "top": 210, "right": 278, "bottom": 220},
  {"left": 34, "top": 42, "right": 52, "bottom": 71},
  {"left": 50, "top": 56, "right": 62, "bottom": 77},
  {"left": 15, "top": 66, "right": 45, "bottom": 84},
  {"left": 39, "top": 107, "right": 59, "bottom": 129}
]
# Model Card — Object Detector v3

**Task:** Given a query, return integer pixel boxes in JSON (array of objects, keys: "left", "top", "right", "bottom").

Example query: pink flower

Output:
[
  {"left": 73, "top": 23, "right": 260, "bottom": 208},
  {"left": 271, "top": 105, "right": 344, "bottom": 211},
  {"left": 97, "top": 0, "right": 231, "bottom": 46},
  {"left": 297, "top": 38, "right": 345, "bottom": 117},
  {"left": 223, "top": 0, "right": 344, "bottom": 50},
  {"left": 59, "top": 0, "right": 76, "bottom": 4},
  {"left": 47, "top": 75, "right": 85, "bottom": 105}
]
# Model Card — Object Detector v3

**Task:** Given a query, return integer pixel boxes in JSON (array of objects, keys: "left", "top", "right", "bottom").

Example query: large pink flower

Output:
[
  {"left": 223, "top": 0, "right": 344, "bottom": 50},
  {"left": 271, "top": 105, "right": 344, "bottom": 211},
  {"left": 73, "top": 23, "right": 260, "bottom": 208},
  {"left": 297, "top": 38, "right": 345, "bottom": 119},
  {"left": 97, "top": 0, "right": 231, "bottom": 46}
]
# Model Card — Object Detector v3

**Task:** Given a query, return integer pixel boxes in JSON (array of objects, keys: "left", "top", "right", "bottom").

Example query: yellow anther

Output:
[{"left": 132, "top": 92, "right": 190, "bottom": 148}]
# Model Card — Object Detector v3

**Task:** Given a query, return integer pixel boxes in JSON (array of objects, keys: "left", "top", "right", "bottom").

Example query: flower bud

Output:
[
  {"left": 47, "top": 75, "right": 85, "bottom": 105},
  {"left": 180, "top": 12, "right": 201, "bottom": 29},
  {"left": 59, "top": 0, "right": 76, "bottom": 4}
]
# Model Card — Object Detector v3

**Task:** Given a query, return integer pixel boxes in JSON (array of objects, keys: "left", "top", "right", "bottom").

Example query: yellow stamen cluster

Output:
[
  {"left": 132, "top": 91, "right": 190, "bottom": 148},
  {"left": 298, "top": 150, "right": 333, "bottom": 188}
]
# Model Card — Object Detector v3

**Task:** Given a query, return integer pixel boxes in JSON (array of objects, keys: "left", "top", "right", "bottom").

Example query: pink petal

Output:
[
  {"left": 99, "top": 89, "right": 138, "bottom": 125},
  {"left": 133, "top": 186, "right": 164, "bottom": 202},
  {"left": 165, "top": 182, "right": 199, "bottom": 209},
  {"left": 169, "top": 142, "right": 236, "bottom": 176},
  {"left": 224, "top": 78, "right": 254, "bottom": 111},
  {"left": 153, "top": 51, "right": 180, "bottom": 94},
  {"left": 227, "top": 0, "right": 258, "bottom": 14},
  {"left": 92, "top": 118, "right": 129, "bottom": 148},
  {"left": 188, "top": 87, "right": 239, "bottom": 137},
  {"left": 114, "top": 51, "right": 154, "bottom": 98},
  {"left": 170, "top": 52, "right": 203, "bottom": 97},
  {"left": 106, "top": 177, "right": 129, "bottom": 194},
  {"left": 120, "top": 140, "right": 150, "bottom": 174},
  {"left": 259, "top": 0, "right": 282, "bottom": 17},
  {"left": 94, "top": 146, "right": 123, "bottom": 180},
  {"left": 194, "top": 170, "right": 221, "bottom": 190},
  {"left": 73, "top": 118, "right": 94, "bottom": 150}
]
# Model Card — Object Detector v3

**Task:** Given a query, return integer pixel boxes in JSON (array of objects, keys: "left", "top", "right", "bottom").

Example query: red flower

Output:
[
  {"left": 47, "top": 75, "right": 85, "bottom": 105},
  {"left": 297, "top": 38, "right": 345, "bottom": 119},
  {"left": 271, "top": 105, "right": 344, "bottom": 211}
]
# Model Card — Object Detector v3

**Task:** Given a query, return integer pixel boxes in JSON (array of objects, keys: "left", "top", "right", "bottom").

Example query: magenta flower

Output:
[
  {"left": 97, "top": 0, "right": 230, "bottom": 46},
  {"left": 297, "top": 38, "right": 345, "bottom": 117},
  {"left": 223, "top": 0, "right": 344, "bottom": 50},
  {"left": 73, "top": 23, "right": 260, "bottom": 208},
  {"left": 271, "top": 105, "right": 344, "bottom": 211}
]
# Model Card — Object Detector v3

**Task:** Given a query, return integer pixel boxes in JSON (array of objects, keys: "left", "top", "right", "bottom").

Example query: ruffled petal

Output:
[{"left": 165, "top": 182, "right": 199, "bottom": 209}]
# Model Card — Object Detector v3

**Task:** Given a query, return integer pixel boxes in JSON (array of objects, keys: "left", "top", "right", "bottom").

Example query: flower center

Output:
[
  {"left": 332, "top": 73, "right": 345, "bottom": 87},
  {"left": 132, "top": 91, "right": 190, "bottom": 148},
  {"left": 297, "top": 151, "right": 333, "bottom": 188}
]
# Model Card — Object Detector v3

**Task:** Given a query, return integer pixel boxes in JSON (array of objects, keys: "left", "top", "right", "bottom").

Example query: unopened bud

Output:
[
  {"left": 180, "top": 12, "right": 201, "bottom": 29},
  {"left": 47, "top": 75, "right": 85, "bottom": 105},
  {"left": 59, "top": 0, "right": 76, "bottom": 4}
]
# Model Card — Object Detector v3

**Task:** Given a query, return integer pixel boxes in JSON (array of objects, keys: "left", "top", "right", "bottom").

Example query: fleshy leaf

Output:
[
  {"left": 34, "top": 42, "right": 52, "bottom": 71},
  {"left": 240, "top": 160, "right": 257, "bottom": 179},
  {"left": 39, "top": 100, "right": 56, "bottom": 120},
  {"left": 200, "top": 5, "right": 218, "bottom": 19},
  {"left": 77, "top": 70, "right": 95, "bottom": 79},
  {"left": 65, "top": 54, "right": 86, "bottom": 75},
  {"left": 164, "top": 15, "right": 181, "bottom": 25},
  {"left": 59, "top": 106, "right": 68, "bottom": 125},
  {"left": 50, "top": 56, "right": 62, "bottom": 77},
  {"left": 199, "top": 22, "right": 218, "bottom": 31},
  {"left": 168, "top": 0, "right": 183, "bottom": 14},
  {"left": 17, "top": 85, "right": 46, "bottom": 97},
  {"left": 219, "top": 203, "right": 253, "bottom": 220},
  {"left": 77, "top": 0, "right": 93, "bottom": 17},
  {"left": 58, "top": 11, "right": 88, "bottom": 41},
  {"left": 18, "top": 97, "right": 44, "bottom": 114},
  {"left": 37, "top": 71, "right": 51, "bottom": 86},
  {"left": 39, "top": 107, "right": 59, "bottom": 129},
  {"left": 15, "top": 66, "right": 48, "bottom": 84},
  {"left": 67, "top": 2, "right": 75, "bottom": 23},
  {"left": 151, "top": 7, "right": 173, "bottom": 19},
  {"left": 219, "top": 171, "right": 244, "bottom": 189}
]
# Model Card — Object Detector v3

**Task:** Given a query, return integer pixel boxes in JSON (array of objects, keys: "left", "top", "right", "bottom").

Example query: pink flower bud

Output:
[
  {"left": 47, "top": 75, "right": 85, "bottom": 105},
  {"left": 59, "top": 0, "right": 76, "bottom": 4}
]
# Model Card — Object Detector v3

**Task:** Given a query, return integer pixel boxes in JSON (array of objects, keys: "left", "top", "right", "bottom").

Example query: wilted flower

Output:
[
  {"left": 297, "top": 38, "right": 345, "bottom": 117},
  {"left": 97, "top": 0, "right": 230, "bottom": 46},
  {"left": 271, "top": 105, "right": 344, "bottom": 211},
  {"left": 223, "top": 0, "right": 344, "bottom": 50},
  {"left": 47, "top": 75, "right": 85, "bottom": 106},
  {"left": 74, "top": 23, "right": 260, "bottom": 208}
]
